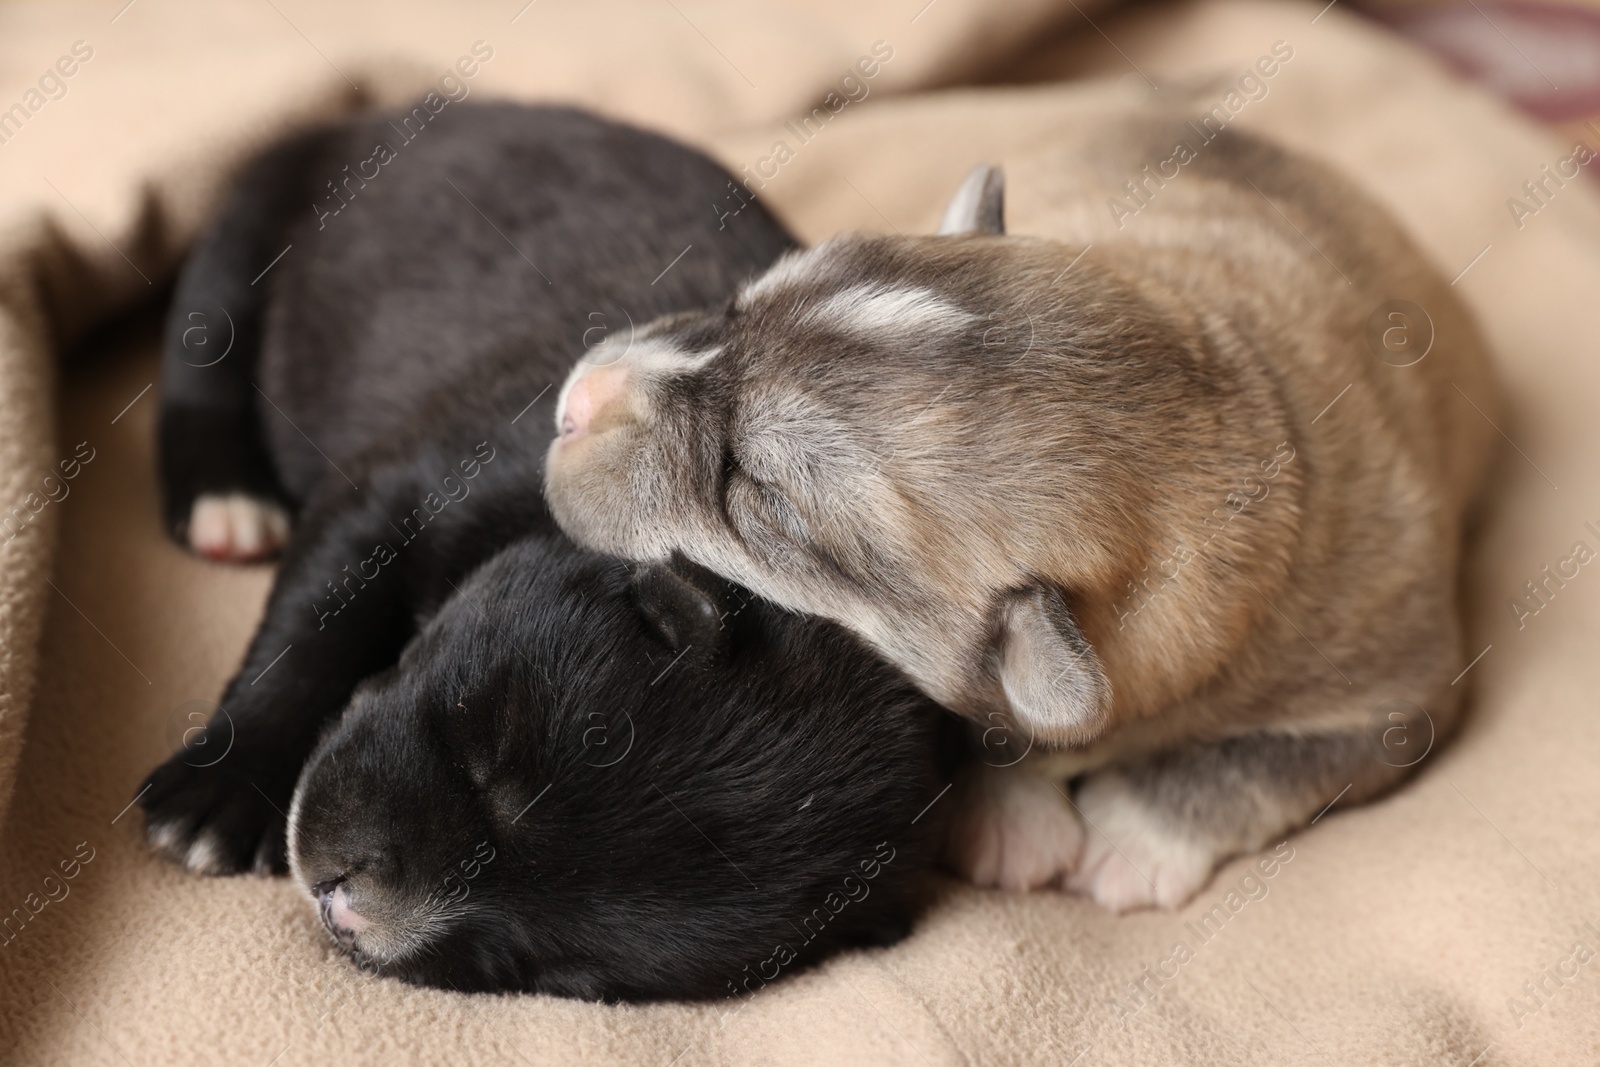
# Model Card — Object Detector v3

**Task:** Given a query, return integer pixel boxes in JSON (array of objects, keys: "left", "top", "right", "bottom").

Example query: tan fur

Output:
[{"left": 544, "top": 106, "right": 1498, "bottom": 907}]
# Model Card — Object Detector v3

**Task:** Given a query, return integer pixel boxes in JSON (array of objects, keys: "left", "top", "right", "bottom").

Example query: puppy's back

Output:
[
  {"left": 1008, "top": 110, "right": 1496, "bottom": 522},
  {"left": 259, "top": 103, "right": 795, "bottom": 498}
]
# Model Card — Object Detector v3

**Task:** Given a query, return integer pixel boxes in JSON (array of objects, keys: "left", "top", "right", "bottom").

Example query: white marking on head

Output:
[
  {"left": 737, "top": 245, "right": 837, "bottom": 307},
  {"left": 804, "top": 284, "right": 975, "bottom": 340},
  {"left": 636, "top": 343, "right": 720, "bottom": 375}
]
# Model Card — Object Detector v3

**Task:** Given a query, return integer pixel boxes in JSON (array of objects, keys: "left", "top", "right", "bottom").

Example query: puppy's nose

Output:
[
  {"left": 560, "top": 365, "right": 630, "bottom": 442},
  {"left": 315, "top": 879, "right": 369, "bottom": 944}
]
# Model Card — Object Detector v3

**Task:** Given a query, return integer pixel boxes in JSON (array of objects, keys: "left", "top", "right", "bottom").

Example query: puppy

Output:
[
  {"left": 543, "top": 108, "right": 1498, "bottom": 910},
  {"left": 138, "top": 103, "right": 947, "bottom": 997},
  {"left": 290, "top": 541, "right": 944, "bottom": 999}
]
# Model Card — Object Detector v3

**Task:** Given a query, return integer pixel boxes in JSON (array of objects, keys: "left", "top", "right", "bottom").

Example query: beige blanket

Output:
[{"left": 2, "top": 0, "right": 1598, "bottom": 1063}]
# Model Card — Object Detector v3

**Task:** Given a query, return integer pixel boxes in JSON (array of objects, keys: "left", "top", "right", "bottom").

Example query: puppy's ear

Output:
[
  {"left": 937, "top": 165, "right": 1006, "bottom": 236},
  {"left": 629, "top": 553, "right": 733, "bottom": 656},
  {"left": 995, "top": 584, "right": 1110, "bottom": 744}
]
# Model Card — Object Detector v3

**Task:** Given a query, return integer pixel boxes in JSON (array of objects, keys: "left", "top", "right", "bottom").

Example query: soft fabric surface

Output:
[
  {"left": 1357, "top": 0, "right": 1600, "bottom": 147},
  {"left": 2, "top": 1, "right": 1598, "bottom": 1064}
]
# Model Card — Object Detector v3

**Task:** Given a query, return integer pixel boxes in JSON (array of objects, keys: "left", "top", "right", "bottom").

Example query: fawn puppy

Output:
[{"left": 544, "top": 108, "right": 1497, "bottom": 910}]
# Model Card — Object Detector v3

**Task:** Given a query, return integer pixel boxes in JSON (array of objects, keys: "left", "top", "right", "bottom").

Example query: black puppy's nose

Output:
[{"left": 314, "top": 878, "right": 367, "bottom": 945}]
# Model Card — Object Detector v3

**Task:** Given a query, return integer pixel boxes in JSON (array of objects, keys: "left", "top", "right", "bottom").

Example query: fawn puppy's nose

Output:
[
  {"left": 560, "top": 365, "right": 630, "bottom": 442},
  {"left": 315, "top": 879, "right": 369, "bottom": 943}
]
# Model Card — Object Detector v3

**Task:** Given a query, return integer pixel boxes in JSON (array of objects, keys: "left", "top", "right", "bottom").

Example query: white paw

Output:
[
  {"left": 183, "top": 830, "right": 229, "bottom": 875},
  {"left": 146, "top": 818, "right": 186, "bottom": 856},
  {"left": 944, "top": 763, "right": 1084, "bottom": 891},
  {"left": 188, "top": 493, "right": 290, "bottom": 562},
  {"left": 1066, "top": 772, "right": 1216, "bottom": 912}
]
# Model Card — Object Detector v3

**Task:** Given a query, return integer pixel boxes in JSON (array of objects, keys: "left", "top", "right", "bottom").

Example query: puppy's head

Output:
[
  {"left": 288, "top": 538, "right": 944, "bottom": 1000},
  {"left": 546, "top": 168, "right": 1116, "bottom": 740}
]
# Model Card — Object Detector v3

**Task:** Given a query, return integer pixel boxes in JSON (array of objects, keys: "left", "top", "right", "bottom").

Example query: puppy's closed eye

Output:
[
  {"left": 722, "top": 447, "right": 810, "bottom": 548},
  {"left": 436, "top": 697, "right": 505, "bottom": 791}
]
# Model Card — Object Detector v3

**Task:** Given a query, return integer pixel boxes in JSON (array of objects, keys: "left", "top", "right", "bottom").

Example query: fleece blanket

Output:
[{"left": 2, "top": 0, "right": 1598, "bottom": 1064}]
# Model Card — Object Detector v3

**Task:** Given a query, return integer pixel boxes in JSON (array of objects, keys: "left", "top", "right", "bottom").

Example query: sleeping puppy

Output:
[
  {"left": 290, "top": 541, "right": 943, "bottom": 999},
  {"left": 137, "top": 102, "right": 946, "bottom": 997},
  {"left": 543, "top": 108, "right": 1498, "bottom": 911}
]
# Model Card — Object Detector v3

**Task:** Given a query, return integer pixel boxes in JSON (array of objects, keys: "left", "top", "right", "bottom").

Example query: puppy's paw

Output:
[
  {"left": 187, "top": 493, "right": 290, "bottom": 562},
  {"left": 1066, "top": 772, "right": 1214, "bottom": 912},
  {"left": 138, "top": 751, "right": 290, "bottom": 876},
  {"left": 943, "top": 764, "right": 1084, "bottom": 891}
]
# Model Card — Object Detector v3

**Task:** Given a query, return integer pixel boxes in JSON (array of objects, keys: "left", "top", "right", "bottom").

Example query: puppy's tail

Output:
[{"left": 158, "top": 127, "right": 333, "bottom": 552}]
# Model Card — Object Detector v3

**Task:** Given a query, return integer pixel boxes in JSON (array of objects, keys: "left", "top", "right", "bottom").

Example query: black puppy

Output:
[{"left": 139, "top": 103, "right": 948, "bottom": 999}]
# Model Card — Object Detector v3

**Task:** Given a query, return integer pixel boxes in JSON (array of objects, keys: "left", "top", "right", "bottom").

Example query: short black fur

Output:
[{"left": 138, "top": 103, "right": 949, "bottom": 999}]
